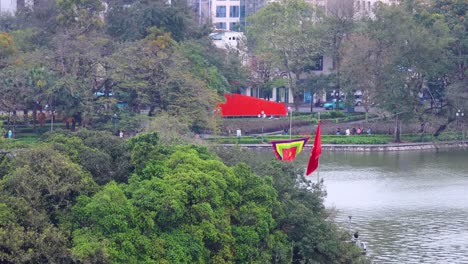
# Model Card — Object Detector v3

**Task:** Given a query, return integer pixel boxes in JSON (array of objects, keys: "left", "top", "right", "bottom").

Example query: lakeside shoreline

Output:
[{"left": 218, "top": 140, "right": 468, "bottom": 152}]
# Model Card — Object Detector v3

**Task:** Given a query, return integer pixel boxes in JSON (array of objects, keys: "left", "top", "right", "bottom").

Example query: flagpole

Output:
[
  {"left": 288, "top": 107, "right": 292, "bottom": 140},
  {"left": 317, "top": 112, "right": 320, "bottom": 184}
]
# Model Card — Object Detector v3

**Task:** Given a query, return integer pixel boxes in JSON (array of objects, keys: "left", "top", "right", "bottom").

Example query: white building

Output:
[
  {"left": 211, "top": 0, "right": 241, "bottom": 31},
  {"left": 0, "top": 0, "right": 34, "bottom": 14},
  {"left": 354, "top": 0, "right": 400, "bottom": 18},
  {"left": 210, "top": 31, "right": 244, "bottom": 49},
  {"left": 0, "top": 0, "right": 17, "bottom": 14}
]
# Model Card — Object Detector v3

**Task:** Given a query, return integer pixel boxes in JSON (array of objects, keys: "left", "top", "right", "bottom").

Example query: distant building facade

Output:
[
  {"left": 354, "top": 0, "right": 400, "bottom": 18},
  {"left": 0, "top": 0, "right": 17, "bottom": 13},
  {"left": 0, "top": 0, "right": 35, "bottom": 14}
]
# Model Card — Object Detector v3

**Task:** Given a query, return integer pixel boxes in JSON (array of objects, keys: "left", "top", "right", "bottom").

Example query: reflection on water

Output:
[{"left": 320, "top": 149, "right": 468, "bottom": 263}]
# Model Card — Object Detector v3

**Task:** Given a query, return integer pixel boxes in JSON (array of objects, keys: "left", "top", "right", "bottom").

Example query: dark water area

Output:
[{"left": 318, "top": 149, "right": 468, "bottom": 263}]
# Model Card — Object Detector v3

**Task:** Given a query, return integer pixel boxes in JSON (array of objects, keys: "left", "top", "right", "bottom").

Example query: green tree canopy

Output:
[{"left": 247, "top": 0, "right": 326, "bottom": 109}]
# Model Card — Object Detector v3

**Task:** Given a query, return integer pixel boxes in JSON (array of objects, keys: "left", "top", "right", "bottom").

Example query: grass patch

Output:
[
  {"left": 207, "top": 134, "right": 391, "bottom": 144},
  {"left": 0, "top": 137, "right": 38, "bottom": 149}
]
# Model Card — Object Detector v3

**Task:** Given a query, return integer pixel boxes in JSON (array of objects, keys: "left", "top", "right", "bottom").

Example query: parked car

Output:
[{"left": 323, "top": 99, "right": 345, "bottom": 110}]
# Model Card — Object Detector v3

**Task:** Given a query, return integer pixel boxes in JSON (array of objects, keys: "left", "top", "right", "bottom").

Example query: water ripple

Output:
[
  {"left": 333, "top": 208, "right": 468, "bottom": 263},
  {"left": 322, "top": 150, "right": 468, "bottom": 263}
]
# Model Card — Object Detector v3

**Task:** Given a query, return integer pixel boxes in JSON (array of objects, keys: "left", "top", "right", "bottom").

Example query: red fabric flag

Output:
[{"left": 306, "top": 122, "right": 322, "bottom": 176}]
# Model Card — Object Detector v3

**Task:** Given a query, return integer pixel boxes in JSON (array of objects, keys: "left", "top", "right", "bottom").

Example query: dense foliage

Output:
[
  {"left": 0, "top": 0, "right": 246, "bottom": 134},
  {"left": 1, "top": 1, "right": 464, "bottom": 262},
  {"left": 0, "top": 132, "right": 365, "bottom": 263},
  {"left": 247, "top": 0, "right": 467, "bottom": 140}
]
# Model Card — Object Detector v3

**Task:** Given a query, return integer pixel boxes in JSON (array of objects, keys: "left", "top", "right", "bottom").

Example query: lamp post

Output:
[
  {"left": 348, "top": 216, "right": 352, "bottom": 238},
  {"left": 258, "top": 111, "right": 266, "bottom": 142},
  {"left": 44, "top": 104, "right": 54, "bottom": 132},
  {"left": 50, "top": 108, "right": 54, "bottom": 132},
  {"left": 456, "top": 109, "right": 465, "bottom": 140},
  {"left": 112, "top": 113, "right": 119, "bottom": 134},
  {"left": 288, "top": 107, "right": 292, "bottom": 139}
]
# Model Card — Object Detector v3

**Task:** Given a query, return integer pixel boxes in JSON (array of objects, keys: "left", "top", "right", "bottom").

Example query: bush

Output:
[{"left": 401, "top": 132, "right": 464, "bottom": 142}]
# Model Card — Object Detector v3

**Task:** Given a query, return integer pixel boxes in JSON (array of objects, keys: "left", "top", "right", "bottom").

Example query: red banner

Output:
[{"left": 218, "top": 94, "right": 288, "bottom": 117}]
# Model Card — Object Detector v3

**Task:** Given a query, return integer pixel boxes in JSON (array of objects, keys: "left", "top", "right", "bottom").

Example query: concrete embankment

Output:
[{"left": 219, "top": 140, "right": 468, "bottom": 152}]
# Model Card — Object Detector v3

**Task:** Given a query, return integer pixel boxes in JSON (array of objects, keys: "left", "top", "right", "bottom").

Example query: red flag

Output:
[
  {"left": 306, "top": 122, "right": 322, "bottom": 176},
  {"left": 282, "top": 146, "right": 298, "bottom": 161}
]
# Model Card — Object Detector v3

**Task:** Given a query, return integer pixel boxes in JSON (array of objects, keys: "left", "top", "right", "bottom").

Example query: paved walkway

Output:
[{"left": 219, "top": 140, "right": 468, "bottom": 152}]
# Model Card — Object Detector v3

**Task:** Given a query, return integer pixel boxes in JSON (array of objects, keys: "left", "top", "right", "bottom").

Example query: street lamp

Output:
[
  {"left": 288, "top": 107, "right": 292, "bottom": 139},
  {"left": 44, "top": 104, "right": 54, "bottom": 131},
  {"left": 258, "top": 111, "right": 266, "bottom": 142},
  {"left": 456, "top": 109, "right": 465, "bottom": 140},
  {"left": 111, "top": 113, "right": 119, "bottom": 133}
]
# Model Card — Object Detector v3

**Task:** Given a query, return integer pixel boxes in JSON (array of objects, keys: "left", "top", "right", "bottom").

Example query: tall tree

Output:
[
  {"left": 105, "top": 0, "right": 204, "bottom": 42},
  {"left": 429, "top": 0, "right": 467, "bottom": 78},
  {"left": 341, "top": 2, "right": 451, "bottom": 141},
  {"left": 322, "top": 0, "right": 355, "bottom": 104},
  {"left": 428, "top": 0, "right": 468, "bottom": 134},
  {"left": 0, "top": 32, "right": 16, "bottom": 69},
  {"left": 247, "top": 0, "right": 325, "bottom": 109},
  {"left": 109, "top": 29, "right": 221, "bottom": 132}
]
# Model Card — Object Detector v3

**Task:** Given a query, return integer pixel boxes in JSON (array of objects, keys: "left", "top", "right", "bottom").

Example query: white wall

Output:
[
  {"left": 0, "top": 0, "right": 17, "bottom": 14},
  {"left": 211, "top": 0, "right": 241, "bottom": 31}
]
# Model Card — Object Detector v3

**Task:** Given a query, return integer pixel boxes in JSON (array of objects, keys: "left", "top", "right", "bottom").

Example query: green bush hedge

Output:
[
  {"left": 401, "top": 132, "right": 464, "bottom": 142},
  {"left": 206, "top": 132, "right": 464, "bottom": 145}
]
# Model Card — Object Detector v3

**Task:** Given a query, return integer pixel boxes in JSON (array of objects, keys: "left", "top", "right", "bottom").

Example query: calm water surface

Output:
[{"left": 318, "top": 149, "right": 468, "bottom": 263}]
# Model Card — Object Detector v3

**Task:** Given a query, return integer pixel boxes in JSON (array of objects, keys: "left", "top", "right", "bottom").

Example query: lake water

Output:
[{"left": 318, "top": 149, "right": 468, "bottom": 263}]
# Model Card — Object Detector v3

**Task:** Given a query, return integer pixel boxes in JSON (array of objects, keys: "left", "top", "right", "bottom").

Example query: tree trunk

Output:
[
  {"left": 457, "top": 42, "right": 465, "bottom": 80},
  {"left": 394, "top": 115, "right": 401, "bottom": 143},
  {"left": 23, "top": 109, "right": 29, "bottom": 126},
  {"left": 310, "top": 91, "right": 314, "bottom": 112},
  {"left": 148, "top": 105, "right": 156, "bottom": 116},
  {"left": 32, "top": 110, "right": 37, "bottom": 132}
]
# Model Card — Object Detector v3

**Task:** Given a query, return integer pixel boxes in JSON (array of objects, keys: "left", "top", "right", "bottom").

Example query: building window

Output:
[
  {"left": 215, "top": 22, "right": 227, "bottom": 29},
  {"left": 368, "top": 1, "right": 371, "bottom": 10},
  {"left": 305, "top": 56, "right": 323, "bottom": 71},
  {"left": 356, "top": 1, "right": 360, "bottom": 11},
  {"left": 216, "top": 6, "right": 226, "bottom": 17},
  {"left": 230, "top": 6, "right": 240, "bottom": 17},
  {"left": 230, "top": 22, "right": 240, "bottom": 31}
]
